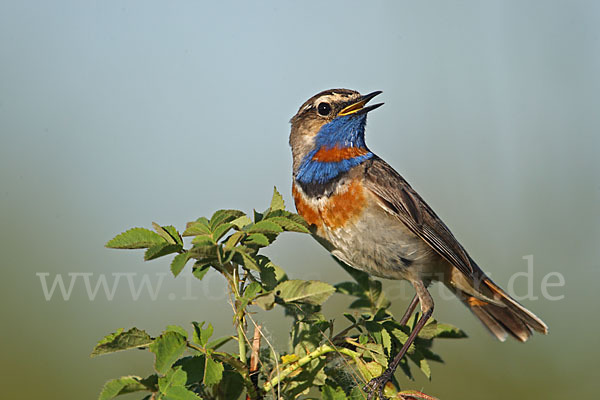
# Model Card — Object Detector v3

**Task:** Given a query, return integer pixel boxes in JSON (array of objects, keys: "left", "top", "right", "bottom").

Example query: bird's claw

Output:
[{"left": 363, "top": 372, "right": 392, "bottom": 400}]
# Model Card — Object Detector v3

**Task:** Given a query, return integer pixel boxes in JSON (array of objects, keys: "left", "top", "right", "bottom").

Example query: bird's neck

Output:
[{"left": 295, "top": 115, "right": 373, "bottom": 187}]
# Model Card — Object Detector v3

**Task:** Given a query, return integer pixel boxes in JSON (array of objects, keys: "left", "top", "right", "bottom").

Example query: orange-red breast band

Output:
[
  {"left": 312, "top": 146, "right": 369, "bottom": 163},
  {"left": 292, "top": 180, "right": 367, "bottom": 230}
]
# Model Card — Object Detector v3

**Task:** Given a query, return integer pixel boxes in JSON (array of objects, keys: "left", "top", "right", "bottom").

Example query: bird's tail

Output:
[{"left": 447, "top": 267, "right": 548, "bottom": 342}]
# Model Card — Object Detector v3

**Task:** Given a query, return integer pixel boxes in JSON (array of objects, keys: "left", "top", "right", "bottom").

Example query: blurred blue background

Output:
[{"left": 1, "top": 1, "right": 599, "bottom": 398}]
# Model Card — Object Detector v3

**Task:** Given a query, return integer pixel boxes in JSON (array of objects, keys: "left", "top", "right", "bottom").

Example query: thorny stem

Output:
[{"left": 262, "top": 344, "right": 358, "bottom": 393}]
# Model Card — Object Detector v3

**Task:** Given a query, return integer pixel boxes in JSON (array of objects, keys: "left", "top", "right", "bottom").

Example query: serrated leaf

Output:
[
  {"left": 247, "top": 220, "right": 283, "bottom": 234},
  {"left": 210, "top": 209, "right": 245, "bottom": 230},
  {"left": 106, "top": 228, "right": 166, "bottom": 249},
  {"left": 270, "top": 186, "right": 285, "bottom": 211},
  {"left": 152, "top": 222, "right": 181, "bottom": 245},
  {"left": 244, "top": 232, "right": 269, "bottom": 247},
  {"left": 212, "top": 222, "right": 233, "bottom": 242},
  {"left": 418, "top": 320, "right": 467, "bottom": 339},
  {"left": 192, "top": 263, "right": 210, "bottom": 280},
  {"left": 257, "top": 256, "right": 287, "bottom": 290},
  {"left": 381, "top": 327, "right": 392, "bottom": 355},
  {"left": 231, "top": 215, "right": 252, "bottom": 229},
  {"left": 266, "top": 216, "right": 310, "bottom": 233},
  {"left": 171, "top": 253, "right": 190, "bottom": 277},
  {"left": 144, "top": 243, "right": 182, "bottom": 261},
  {"left": 98, "top": 376, "right": 149, "bottom": 400},
  {"left": 204, "top": 357, "right": 224, "bottom": 385},
  {"left": 191, "top": 235, "right": 215, "bottom": 246},
  {"left": 274, "top": 279, "right": 335, "bottom": 305},
  {"left": 149, "top": 331, "right": 187, "bottom": 374},
  {"left": 183, "top": 220, "right": 211, "bottom": 236},
  {"left": 335, "top": 281, "right": 364, "bottom": 296},
  {"left": 234, "top": 250, "right": 261, "bottom": 271},
  {"left": 92, "top": 328, "right": 153, "bottom": 357},
  {"left": 189, "top": 243, "right": 218, "bottom": 259}
]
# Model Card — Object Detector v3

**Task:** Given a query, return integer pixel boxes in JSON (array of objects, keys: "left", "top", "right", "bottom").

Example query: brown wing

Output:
[{"left": 363, "top": 156, "right": 475, "bottom": 278}]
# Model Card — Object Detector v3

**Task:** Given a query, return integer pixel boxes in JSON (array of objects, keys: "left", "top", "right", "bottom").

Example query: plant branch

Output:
[{"left": 262, "top": 344, "right": 357, "bottom": 393}]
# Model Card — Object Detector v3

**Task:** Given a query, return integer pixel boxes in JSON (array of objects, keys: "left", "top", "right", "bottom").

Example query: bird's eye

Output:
[{"left": 317, "top": 102, "right": 331, "bottom": 116}]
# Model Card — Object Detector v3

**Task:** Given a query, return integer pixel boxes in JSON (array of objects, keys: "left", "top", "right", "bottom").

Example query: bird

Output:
[{"left": 288, "top": 89, "right": 548, "bottom": 399}]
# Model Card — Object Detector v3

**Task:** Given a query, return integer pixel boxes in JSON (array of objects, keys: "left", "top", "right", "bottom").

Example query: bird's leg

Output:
[
  {"left": 364, "top": 281, "right": 434, "bottom": 400},
  {"left": 398, "top": 294, "right": 420, "bottom": 326}
]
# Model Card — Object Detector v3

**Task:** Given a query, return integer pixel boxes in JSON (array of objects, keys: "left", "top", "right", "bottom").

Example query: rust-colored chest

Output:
[{"left": 292, "top": 179, "right": 368, "bottom": 231}]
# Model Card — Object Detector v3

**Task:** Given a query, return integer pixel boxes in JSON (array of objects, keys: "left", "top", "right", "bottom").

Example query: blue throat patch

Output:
[{"left": 296, "top": 114, "right": 373, "bottom": 185}]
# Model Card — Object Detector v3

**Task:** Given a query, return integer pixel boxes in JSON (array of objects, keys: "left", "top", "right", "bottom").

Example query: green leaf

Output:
[
  {"left": 163, "top": 386, "right": 201, "bottom": 400},
  {"left": 408, "top": 347, "right": 431, "bottom": 379},
  {"left": 211, "top": 222, "right": 233, "bottom": 242},
  {"left": 257, "top": 256, "right": 287, "bottom": 290},
  {"left": 191, "top": 235, "right": 215, "bottom": 246},
  {"left": 189, "top": 243, "right": 218, "bottom": 259},
  {"left": 253, "top": 292, "right": 275, "bottom": 310},
  {"left": 209, "top": 209, "right": 245, "bottom": 230},
  {"left": 165, "top": 325, "right": 188, "bottom": 339},
  {"left": 335, "top": 281, "right": 363, "bottom": 296},
  {"left": 192, "top": 263, "right": 210, "bottom": 280},
  {"left": 152, "top": 222, "right": 182, "bottom": 245},
  {"left": 322, "top": 384, "right": 348, "bottom": 400},
  {"left": 204, "top": 357, "right": 224, "bottom": 385},
  {"left": 98, "top": 376, "right": 150, "bottom": 400},
  {"left": 244, "top": 232, "right": 269, "bottom": 247},
  {"left": 274, "top": 279, "right": 335, "bottom": 305},
  {"left": 106, "top": 228, "right": 166, "bottom": 249},
  {"left": 234, "top": 250, "right": 261, "bottom": 271},
  {"left": 418, "top": 320, "right": 467, "bottom": 340},
  {"left": 266, "top": 216, "right": 310, "bottom": 233},
  {"left": 230, "top": 215, "right": 252, "bottom": 229},
  {"left": 183, "top": 220, "right": 211, "bottom": 236},
  {"left": 247, "top": 220, "right": 283, "bottom": 234},
  {"left": 174, "top": 356, "right": 205, "bottom": 384},
  {"left": 243, "top": 281, "right": 263, "bottom": 300},
  {"left": 149, "top": 331, "right": 188, "bottom": 374},
  {"left": 192, "top": 321, "right": 213, "bottom": 347},
  {"left": 349, "top": 386, "right": 368, "bottom": 400},
  {"left": 381, "top": 326, "right": 392, "bottom": 355},
  {"left": 144, "top": 243, "right": 182, "bottom": 261},
  {"left": 270, "top": 186, "right": 285, "bottom": 211},
  {"left": 171, "top": 253, "right": 190, "bottom": 277},
  {"left": 215, "top": 369, "right": 245, "bottom": 400},
  {"left": 91, "top": 328, "right": 153, "bottom": 357},
  {"left": 158, "top": 367, "right": 187, "bottom": 393}
]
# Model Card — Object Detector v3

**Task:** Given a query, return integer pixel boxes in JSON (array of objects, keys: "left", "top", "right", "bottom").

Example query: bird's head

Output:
[{"left": 289, "top": 89, "right": 383, "bottom": 183}]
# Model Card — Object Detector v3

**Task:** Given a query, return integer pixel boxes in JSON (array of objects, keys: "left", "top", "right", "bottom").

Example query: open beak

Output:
[{"left": 337, "top": 91, "right": 384, "bottom": 117}]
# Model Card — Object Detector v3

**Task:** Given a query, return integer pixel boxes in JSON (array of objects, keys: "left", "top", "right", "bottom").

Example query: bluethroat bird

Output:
[{"left": 289, "top": 89, "right": 548, "bottom": 399}]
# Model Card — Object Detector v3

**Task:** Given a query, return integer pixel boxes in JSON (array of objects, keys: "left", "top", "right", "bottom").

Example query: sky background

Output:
[{"left": 1, "top": 1, "right": 599, "bottom": 399}]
